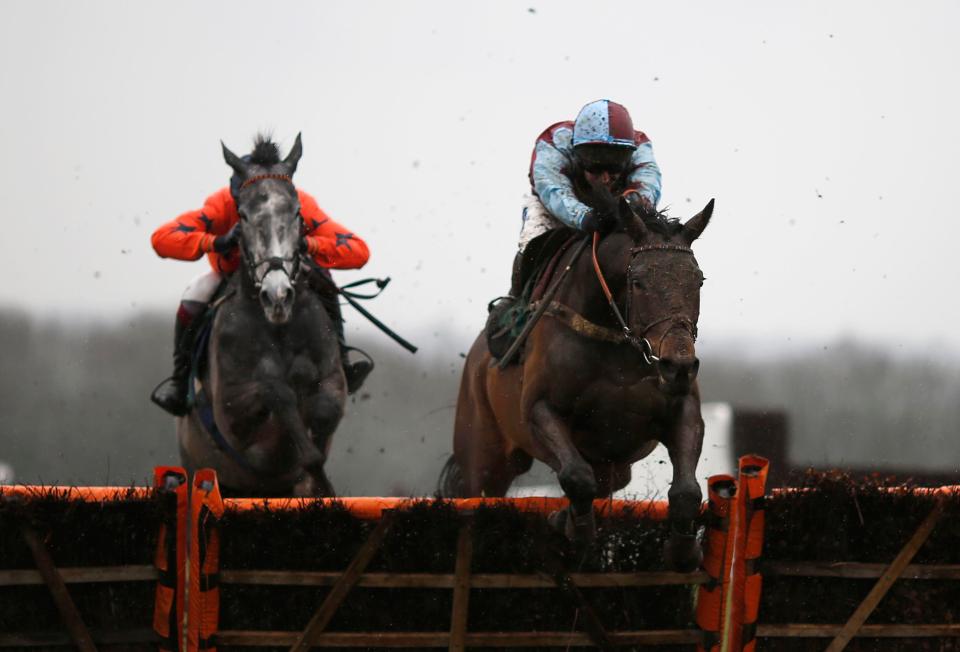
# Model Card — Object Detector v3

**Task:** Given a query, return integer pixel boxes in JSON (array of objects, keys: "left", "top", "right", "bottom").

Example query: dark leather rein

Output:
[{"left": 591, "top": 233, "right": 698, "bottom": 366}]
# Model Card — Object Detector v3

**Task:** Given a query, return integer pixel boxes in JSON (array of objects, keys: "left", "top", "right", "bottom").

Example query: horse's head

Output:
[
  {"left": 618, "top": 198, "right": 714, "bottom": 395},
  {"left": 222, "top": 134, "right": 304, "bottom": 325}
]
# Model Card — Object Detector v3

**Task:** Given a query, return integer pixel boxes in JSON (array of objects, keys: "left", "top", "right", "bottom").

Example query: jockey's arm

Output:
[
  {"left": 151, "top": 188, "right": 234, "bottom": 260},
  {"left": 298, "top": 190, "right": 370, "bottom": 269},
  {"left": 531, "top": 139, "right": 593, "bottom": 231},
  {"left": 624, "top": 141, "right": 662, "bottom": 209}
]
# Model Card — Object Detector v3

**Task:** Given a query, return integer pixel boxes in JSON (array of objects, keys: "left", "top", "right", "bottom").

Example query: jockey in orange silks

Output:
[{"left": 149, "top": 144, "right": 371, "bottom": 416}]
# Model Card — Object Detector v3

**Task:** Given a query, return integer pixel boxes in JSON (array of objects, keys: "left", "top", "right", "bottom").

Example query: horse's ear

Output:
[
  {"left": 682, "top": 198, "right": 714, "bottom": 244},
  {"left": 222, "top": 141, "right": 247, "bottom": 177},
  {"left": 620, "top": 196, "right": 650, "bottom": 242},
  {"left": 283, "top": 132, "right": 303, "bottom": 175}
]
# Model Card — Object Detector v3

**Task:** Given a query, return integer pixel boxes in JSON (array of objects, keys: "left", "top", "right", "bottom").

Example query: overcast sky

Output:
[{"left": 1, "top": 0, "right": 957, "bottom": 357}]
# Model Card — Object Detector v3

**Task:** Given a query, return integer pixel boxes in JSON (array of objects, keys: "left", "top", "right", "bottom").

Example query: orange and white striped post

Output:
[
  {"left": 152, "top": 466, "right": 189, "bottom": 652},
  {"left": 696, "top": 474, "right": 738, "bottom": 652},
  {"left": 739, "top": 456, "right": 769, "bottom": 652},
  {"left": 187, "top": 468, "right": 224, "bottom": 652}
]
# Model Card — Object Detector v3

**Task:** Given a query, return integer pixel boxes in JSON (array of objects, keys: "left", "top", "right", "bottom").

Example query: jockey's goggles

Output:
[{"left": 582, "top": 162, "right": 627, "bottom": 176}]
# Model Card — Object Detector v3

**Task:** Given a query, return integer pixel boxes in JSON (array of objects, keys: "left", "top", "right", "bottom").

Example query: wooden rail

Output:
[
  {"left": 220, "top": 569, "right": 708, "bottom": 588},
  {"left": 0, "top": 565, "right": 706, "bottom": 588},
  {"left": 215, "top": 629, "right": 704, "bottom": 647},
  {"left": 12, "top": 561, "right": 960, "bottom": 588},
  {"left": 0, "top": 565, "right": 158, "bottom": 585},
  {"left": 758, "top": 624, "right": 960, "bottom": 638},
  {"left": 0, "top": 629, "right": 159, "bottom": 648},
  {"left": 762, "top": 561, "right": 960, "bottom": 580}
]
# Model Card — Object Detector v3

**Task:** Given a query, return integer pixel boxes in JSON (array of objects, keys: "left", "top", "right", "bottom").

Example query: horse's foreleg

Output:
[
  {"left": 301, "top": 385, "right": 345, "bottom": 498},
  {"left": 262, "top": 381, "right": 326, "bottom": 474},
  {"left": 663, "top": 394, "right": 705, "bottom": 571},
  {"left": 530, "top": 401, "right": 597, "bottom": 541}
]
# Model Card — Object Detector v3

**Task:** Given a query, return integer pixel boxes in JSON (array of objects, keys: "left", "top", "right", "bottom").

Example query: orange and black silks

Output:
[
  {"left": 738, "top": 455, "right": 769, "bottom": 652},
  {"left": 150, "top": 187, "right": 370, "bottom": 275},
  {"left": 188, "top": 469, "right": 224, "bottom": 652},
  {"left": 696, "top": 474, "right": 738, "bottom": 652},
  {"left": 153, "top": 466, "right": 188, "bottom": 652}
]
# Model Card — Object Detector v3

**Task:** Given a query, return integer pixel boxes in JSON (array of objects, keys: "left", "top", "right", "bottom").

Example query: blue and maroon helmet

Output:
[{"left": 572, "top": 99, "right": 637, "bottom": 150}]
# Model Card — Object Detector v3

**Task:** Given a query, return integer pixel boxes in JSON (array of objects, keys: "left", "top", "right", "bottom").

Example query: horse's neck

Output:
[{"left": 558, "top": 233, "right": 633, "bottom": 326}]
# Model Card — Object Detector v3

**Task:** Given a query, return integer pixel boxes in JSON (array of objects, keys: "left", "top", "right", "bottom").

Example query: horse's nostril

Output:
[
  {"left": 659, "top": 359, "right": 677, "bottom": 379},
  {"left": 659, "top": 358, "right": 697, "bottom": 383}
]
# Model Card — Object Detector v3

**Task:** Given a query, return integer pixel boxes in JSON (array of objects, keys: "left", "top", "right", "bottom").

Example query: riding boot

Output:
[
  {"left": 321, "top": 290, "right": 373, "bottom": 394},
  {"left": 150, "top": 302, "right": 204, "bottom": 416},
  {"left": 509, "top": 251, "right": 523, "bottom": 298}
]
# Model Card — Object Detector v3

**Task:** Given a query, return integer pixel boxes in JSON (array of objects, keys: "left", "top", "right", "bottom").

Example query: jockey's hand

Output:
[
  {"left": 213, "top": 224, "right": 241, "bottom": 254},
  {"left": 580, "top": 209, "right": 616, "bottom": 235}
]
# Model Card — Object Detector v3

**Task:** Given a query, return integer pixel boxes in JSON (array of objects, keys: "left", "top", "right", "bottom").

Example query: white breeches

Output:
[
  {"left": 518, "top": 194, "right": 564, "bottom": 253},
  {"left": 181, "top": 270, "right": 223, "bottom": 304}
]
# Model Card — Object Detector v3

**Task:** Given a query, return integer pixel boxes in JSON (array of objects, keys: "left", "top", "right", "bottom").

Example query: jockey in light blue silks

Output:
[{"left": 510, "top": 99, "right": 662, "bottom": 295}]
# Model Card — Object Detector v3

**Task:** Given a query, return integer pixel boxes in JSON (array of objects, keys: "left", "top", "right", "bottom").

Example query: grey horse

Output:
[{"left": 177, "top": 135, "right": 346, "bottom": 496}]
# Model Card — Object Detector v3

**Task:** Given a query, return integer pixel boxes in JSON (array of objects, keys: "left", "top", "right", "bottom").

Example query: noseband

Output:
[
  {"left": 591, "top": 234, "right": 698, "bottom": 365},
  {"left": 237, "top": 174, "right": 303, "bottom": 291}
]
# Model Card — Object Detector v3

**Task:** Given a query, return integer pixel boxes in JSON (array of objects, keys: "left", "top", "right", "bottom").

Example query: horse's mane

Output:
[
  {"left": 635, "top": 208, "right": 683, "bottom": 237},
  {"left": 249, "top": 133, "right": 281, "bottom": 166}
]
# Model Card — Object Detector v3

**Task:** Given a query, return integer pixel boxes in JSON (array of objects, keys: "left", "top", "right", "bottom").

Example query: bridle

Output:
[
  {"left": 591, "top": 233, "right": 699, "bottom": 365},
  {"left": 236, "top": 174, "right": 304, "bottom": 291}
]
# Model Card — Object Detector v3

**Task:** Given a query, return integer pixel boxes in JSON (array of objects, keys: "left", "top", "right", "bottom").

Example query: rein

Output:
[{"left": 591, "top": 232, "right": 697, "bottom": 365}]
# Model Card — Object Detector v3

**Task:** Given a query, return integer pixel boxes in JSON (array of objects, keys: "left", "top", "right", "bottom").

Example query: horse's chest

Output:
[
  {"left": 222, "top": 325, "right": 322, "bottom": 388},
  {"left": 254, "top": 347, "right": 321, "bottom": 385},
  {"left": 569, "top": 384, "right": 666, "bottom": 459}
]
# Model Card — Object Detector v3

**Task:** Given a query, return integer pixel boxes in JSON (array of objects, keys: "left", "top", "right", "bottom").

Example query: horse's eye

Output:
[
  {"left": 238, "top": 210, "right": 248, "bottom": 222},
  {"left": 632, "top": 278, "right": 645, "bottom": 289}
]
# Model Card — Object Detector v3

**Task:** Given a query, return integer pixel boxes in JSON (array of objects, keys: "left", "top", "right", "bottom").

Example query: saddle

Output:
[{"left": 486, "top": 229, "right": 579, "bottom": 361}]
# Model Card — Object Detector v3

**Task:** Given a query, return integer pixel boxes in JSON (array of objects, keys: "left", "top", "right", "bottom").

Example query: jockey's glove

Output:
[
  {"left": 213, "top": 224, "right": 241, "bottom": 254},
  {"left": 580, "top": 209, "right": 616, "bottom": 235}
]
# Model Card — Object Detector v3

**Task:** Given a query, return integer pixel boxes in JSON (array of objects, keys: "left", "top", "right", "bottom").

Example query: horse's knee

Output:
[
  {"left": 558, "top": 463, "right": 597, "bottom": 501},
  {"left": 307, "top": 393, "right": 344, "bottom": 437}
]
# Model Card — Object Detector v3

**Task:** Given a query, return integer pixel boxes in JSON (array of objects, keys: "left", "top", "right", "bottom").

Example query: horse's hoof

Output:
[{"left": 663, "top": 531, "right": 703, "bottom": 572}]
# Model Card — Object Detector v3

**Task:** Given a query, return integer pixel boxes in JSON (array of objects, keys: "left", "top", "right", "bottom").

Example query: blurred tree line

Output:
[{"left": 0, "top": 309, "right": 957, "bottom": 493}]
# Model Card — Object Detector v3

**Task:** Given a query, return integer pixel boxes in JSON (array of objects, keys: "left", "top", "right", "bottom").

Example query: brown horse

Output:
[{"left": 442, "top": 198, "right": 714, "bottom": 570}]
